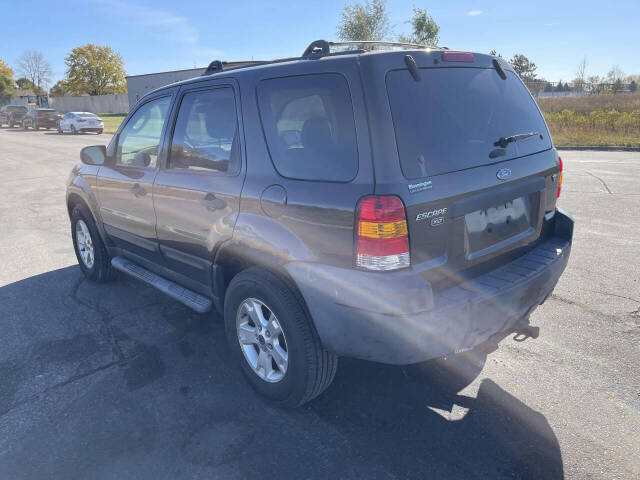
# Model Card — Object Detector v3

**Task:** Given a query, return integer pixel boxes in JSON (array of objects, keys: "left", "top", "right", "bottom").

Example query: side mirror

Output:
[{"left": 80, "top": 145, "right": 106, "bottom": 166}]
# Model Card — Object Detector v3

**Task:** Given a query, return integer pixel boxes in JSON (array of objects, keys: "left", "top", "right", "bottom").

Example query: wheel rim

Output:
[
  {"left": 75, "top": 219, "right": 95, "bottom": 268},
  {"left": 236, "top": 298, "right": 289, "bottom": 383}
]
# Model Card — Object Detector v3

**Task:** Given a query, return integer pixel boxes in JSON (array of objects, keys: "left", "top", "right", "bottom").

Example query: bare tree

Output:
[
  {"left": 607, "top": 65, "right": 625, "bottom": 94},
  {"left": 573, "top": 56, "right": 587, "bottom": 92},
  {"left": 18, "top": 50, "right": 52, "bottom": 97}
]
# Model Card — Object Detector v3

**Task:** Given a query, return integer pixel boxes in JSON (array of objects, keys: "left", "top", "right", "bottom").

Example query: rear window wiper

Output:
[{"left": 494, "top": 132, "right": 540, "bottom": 148}]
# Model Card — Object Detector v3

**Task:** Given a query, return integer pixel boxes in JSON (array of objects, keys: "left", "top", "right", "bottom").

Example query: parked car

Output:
[
  {"left": 0, "top": 105, "right": 28, "bottom": 128},
  {"left": 22, "top": 108, "right": 62, "bottom": 130},
  {"left": 58, "top": 112, "right": 104, "bottom": 134},
  {"left": 66, "top": 40, "right": 573, "bottom": 407}
]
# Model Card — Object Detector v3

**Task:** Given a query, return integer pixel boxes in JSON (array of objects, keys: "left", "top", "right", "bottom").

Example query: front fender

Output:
[{"left": 66, "top": 163, "right": 106, "bottom": 239}]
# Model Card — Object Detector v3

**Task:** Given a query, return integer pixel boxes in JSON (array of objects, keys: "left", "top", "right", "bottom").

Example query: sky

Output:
[{"left": 2, "top": 0, "right": 639, "bottom": 87}]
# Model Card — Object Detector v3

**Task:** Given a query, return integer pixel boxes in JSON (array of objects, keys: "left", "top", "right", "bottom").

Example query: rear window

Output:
[
  {"left": 257, "top": 73, "right": 358, "bottom": 182},
  {"left": 77, "top": 113, "right": 97, "bottom": 118},
  {"left": 387, "top": 68, "right": 552, "bottom": 179},
  {"left": 37, "top": 109, "right": 56, "bottom": 113}
]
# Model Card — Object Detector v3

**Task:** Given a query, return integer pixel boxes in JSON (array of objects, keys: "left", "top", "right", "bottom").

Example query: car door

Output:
[
  {"left": 153, "top": 81, "right": 245, "bottom": 292},
  {"left": 60, "top": 113, "right": 70, "bottom": 131},
  {"left": 97, "top": 92, "right": 174, "bottom": 262}
]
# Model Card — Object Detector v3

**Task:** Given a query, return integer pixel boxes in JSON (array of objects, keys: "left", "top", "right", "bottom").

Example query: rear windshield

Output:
[
  {"left": 6, "top": 106, "right": 27, "bottom": 112},
  {"left": 387, "top": 68, "right": 552, "bottom": 179},
  {"left": 77, "top": 113, "right": 97, "bottom": 118},
  {"left": 257, "top": 73, "right": 358, "bottom": 182},
  {"left": 37, "top": 109, "right": 57, "bottom": 113}
]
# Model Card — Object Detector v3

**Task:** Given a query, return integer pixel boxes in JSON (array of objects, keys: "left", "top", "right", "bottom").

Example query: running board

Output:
[{"left": 111, "top": 256, "right": 212, "bottom": 313}]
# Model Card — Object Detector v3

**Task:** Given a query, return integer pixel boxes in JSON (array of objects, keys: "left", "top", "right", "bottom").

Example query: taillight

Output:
[
  {"left": 442, "top": 51, "right": 474, "bottom": 62},
  {"left": 356, "top": 196, "right": 410, "bottom": 271},
  {"left": 557, "top": 156, "right": 563, "bottom": 198}
]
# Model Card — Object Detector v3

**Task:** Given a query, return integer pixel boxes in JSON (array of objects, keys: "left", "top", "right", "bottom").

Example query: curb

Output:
[{"left": 556, "top": 146, "right": 640, "bottom": 152}]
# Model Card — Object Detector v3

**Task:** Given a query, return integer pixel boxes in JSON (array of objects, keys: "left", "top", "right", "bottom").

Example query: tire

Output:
[
  {"left": 34, "top": 122, "right": 39, "bottom": 130},
  {"left": 57, "top": 126, "right": 63, "bottom": 134},
  {"left": 97, "top": 129, "right": 103, "bottom": 135},
  {"left": 224, "top": 267, "right": 337, "bottom": 407},
  {"left": 70, "top": 204, "right": 117, "bottom": 282},
  {"left": 71, "top": 125, "right": 77, "bottom": 135},
  {"left": 23, "top": 122, "right": 28, "bottom": 130}
]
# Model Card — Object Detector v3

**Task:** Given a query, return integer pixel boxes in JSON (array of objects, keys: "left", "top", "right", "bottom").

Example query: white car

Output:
[{"left": 57, "top": 112, "right": 104, "bottom": 135}]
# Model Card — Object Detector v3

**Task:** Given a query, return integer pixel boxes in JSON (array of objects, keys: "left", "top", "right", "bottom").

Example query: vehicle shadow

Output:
[{"left": 0, "top": 266, "right": 563, "bottom": 479}]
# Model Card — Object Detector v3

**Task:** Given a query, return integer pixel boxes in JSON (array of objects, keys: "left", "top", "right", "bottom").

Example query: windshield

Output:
[{"left": 386, "top": 67, "right": 552, "bottom": 179}]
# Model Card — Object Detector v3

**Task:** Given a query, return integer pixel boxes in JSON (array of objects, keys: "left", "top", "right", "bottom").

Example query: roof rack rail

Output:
[
  {"left": 202, "top": 60, "right": 224, "bottom": 75},
  {"left": 301, "top": 39, "right": 447, "bottom": 59}
]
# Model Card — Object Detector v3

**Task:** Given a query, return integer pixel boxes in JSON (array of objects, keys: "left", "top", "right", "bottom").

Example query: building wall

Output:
[
  {"left": 125, "top": 68, "right": 205, "bottom": 109},
  {"left": 49, "top": 94, "right": 129, "bottom": 114}
]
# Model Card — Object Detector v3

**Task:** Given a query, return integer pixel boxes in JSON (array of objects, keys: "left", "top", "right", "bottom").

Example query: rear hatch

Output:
[{"left": 367, "top": 51, "right": 560, "bottom": 286}]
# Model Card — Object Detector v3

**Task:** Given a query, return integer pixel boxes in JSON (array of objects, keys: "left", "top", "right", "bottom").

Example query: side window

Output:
[
  {"left": 257, "top": 73, "right": 358, "bottom": 182},
  {"left": 168, "top": 87, "right": 239, "bottom": 174},
  {"left": 116, "top": 96, "right": 170, "bottom": 168}
]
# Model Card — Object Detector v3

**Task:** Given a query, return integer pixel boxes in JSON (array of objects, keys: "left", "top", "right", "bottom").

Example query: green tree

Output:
[
  {"left": 337, "top": 0, "right": 390, "bottom": 41},
  {"left": 49, "top": 80, "right": 69, "bottom": 97},
  {"left": 64, "top": 44, "right": 127, "bottom": 96},
  {"left": 509, "top": 54, "right": 537, "bottom": 81},
  {"left": 16, "top": 77, "right": 36, "bottom": 90},
  {"left": 0, "top": 58, "right": 15, "bottom": 98},
  {"left": 398, "top": 7, "right": 439, "bottom": 46}
]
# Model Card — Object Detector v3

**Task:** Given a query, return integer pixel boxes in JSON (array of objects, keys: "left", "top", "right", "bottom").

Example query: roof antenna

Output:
[{"left": 404, "top": 54, "right": 421, "bottom": 82}]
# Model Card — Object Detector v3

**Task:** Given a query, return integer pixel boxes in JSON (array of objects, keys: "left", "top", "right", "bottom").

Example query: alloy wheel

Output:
[
  {"left": 75, "top": 219, "right": 95, "bottom": 268},
  {"left": 236, "top": 298, "right": 289, "bottom": 383}
]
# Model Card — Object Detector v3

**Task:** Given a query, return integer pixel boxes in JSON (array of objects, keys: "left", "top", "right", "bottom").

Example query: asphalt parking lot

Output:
[{"left": 0, "top": 127, "right": 638, "bottom": 479}]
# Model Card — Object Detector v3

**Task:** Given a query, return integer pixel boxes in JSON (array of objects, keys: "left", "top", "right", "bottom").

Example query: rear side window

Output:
[
  {"left": 168, "top": 87, "right": 240, "bottom": 174},
  {"left": 387, "top": 68, "right": 552, "bottom": 179},
  {"left": 257, "top": 74, "right": 358, "bottom": 182}
]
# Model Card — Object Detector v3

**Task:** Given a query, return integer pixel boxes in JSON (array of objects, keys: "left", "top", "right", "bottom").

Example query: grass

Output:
[
  {"left": 99, "top": 113, "right": 126, "bottom": 134},
  {"left": 537, "top": 93, "right": 640, "bottom": 147}
]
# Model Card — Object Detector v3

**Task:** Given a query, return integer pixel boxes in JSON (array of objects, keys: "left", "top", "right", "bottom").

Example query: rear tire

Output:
[
  {"left": 70, "top": 204, "right": 117, "bottom": 282},
  {"left": 97, "top": 129, "right": 103, "bottom": 135},
  {"left": 71, "top": 125, "right": 77, "bottom": 135},
  {"left": 224, "top": 267, "right": 337, "bottom": 407},
  {"left": 23, "top": 122, "right": 28, "bottom": 130}
]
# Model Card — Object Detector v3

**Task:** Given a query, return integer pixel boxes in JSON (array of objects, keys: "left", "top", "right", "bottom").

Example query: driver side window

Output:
[{"left": 116, "top": 96, "right": 170, "bottom": 168}]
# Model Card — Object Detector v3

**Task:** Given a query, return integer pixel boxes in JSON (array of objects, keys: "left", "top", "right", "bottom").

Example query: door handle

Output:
[
  {"left": 200, "top": 193, "right": 226, "bottom": 211},
  {"left": 130, "top": 183, "right": 147, "bottom": 198}
]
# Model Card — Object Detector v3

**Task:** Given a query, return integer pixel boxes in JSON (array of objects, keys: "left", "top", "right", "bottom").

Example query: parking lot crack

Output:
[{"left": 585, "top": 171, "right": 613, "bottom": 194}]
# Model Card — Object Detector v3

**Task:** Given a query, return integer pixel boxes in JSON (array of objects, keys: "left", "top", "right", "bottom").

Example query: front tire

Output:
[
  {"left": 70, "top": 205, "right": 116, "bottom": 282},
  {"left": 224, "top": 268, "right": 337, "bottom": 407}
]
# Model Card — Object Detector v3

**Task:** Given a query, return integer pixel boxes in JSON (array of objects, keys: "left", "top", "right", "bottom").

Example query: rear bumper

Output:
[{"left": 287, "top": 209, "right": 573, "bottom": 365}]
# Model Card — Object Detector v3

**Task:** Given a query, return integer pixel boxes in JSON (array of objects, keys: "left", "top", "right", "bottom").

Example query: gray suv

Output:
[{"left": 66, "top": 41, "right": 573, "bottom": 407}]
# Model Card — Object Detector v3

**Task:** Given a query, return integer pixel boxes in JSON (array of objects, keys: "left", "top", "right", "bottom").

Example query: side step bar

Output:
[{"left": 111, "top": 256, "right": 213, "bottom": 313}]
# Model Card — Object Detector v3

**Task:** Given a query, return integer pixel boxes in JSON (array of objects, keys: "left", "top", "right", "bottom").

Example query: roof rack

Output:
[
  {"left": 301, "top": 39, "right": 447, "bottom": 59},
  {"left": 200, "top": 39, "right": 448, "bottom": 77}
]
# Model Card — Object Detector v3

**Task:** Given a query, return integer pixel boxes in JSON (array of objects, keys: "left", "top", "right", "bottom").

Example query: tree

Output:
[
  {"left": 489, "top": 49, "right": 503, "bottom": 58},
  {"left": 398, "top": 7, "right": 439, "bottom": 46},
  {"left": 16, "top": 77, "right": 36, "bottom": 90},
  {"left": 18, "top": 50, "right": 51, "bottom": 95},
  {"left": 573, "top": 56, "right": 587, "bottom": 92},
  {"left": 64, "top": 44, "right": 127, "bottom": 96},
  {"left": 587, "top": 75, "right": 604, "bottom": 94},
  {"left": 0, "top": 58, "right": 15, "bottom": 98},
  {"left": 337, "top": 0, "right": 390, "bottom": 41},
  {"left": 49, "top": 80, "right": 69, "bottom": 97},
  {"left": 630, "top": 80, "right": 638, "bottom": 93},
  {"left": 509, "top": 54, "right": 537, "bottom": 81},
  {"left": 607, "top": 65, "right": 624, "bottom": 94}
]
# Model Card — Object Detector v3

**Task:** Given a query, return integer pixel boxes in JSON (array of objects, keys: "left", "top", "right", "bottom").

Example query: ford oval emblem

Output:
[{"left": 496, "top": 168, "right": 512, "bottom": 181}]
